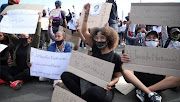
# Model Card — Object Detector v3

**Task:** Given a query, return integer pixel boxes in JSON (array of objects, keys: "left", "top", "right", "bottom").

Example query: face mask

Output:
[
  {"left": 8, "top": 2, "right": 14, "bottom": 5},
  {"left": 19, "top": 38, "right": 28, "bottom": 45},
  {"left": 43, "top": 13, "right": 46, "bottom": 17},
  {"left": 171, "top": 36, "right": 179, "bottom": 41},
  {"left": 145, "top": 41, "right": 158, "bottom": 47},
  {"left": 56, "top": 40, "right": 64, "bottom": 46},
  {"left": 96, "top": 42, "right": 107, "bottom": 49}
]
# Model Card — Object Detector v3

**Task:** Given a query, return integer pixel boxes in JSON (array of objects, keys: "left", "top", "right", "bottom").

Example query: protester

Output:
[
  {"left": 0, "top": 0, "right": 20, "bottom": 22},
  {"left": 39, "top": 9, "right": 50, "bottom": 49},
  {"left": 0, "top": 32, "right": 14, "bottom": 66},
  {"left": 51, "top": 0, "right": 67, "bottom": 33},
  {"left": 123, "top": 21, "right": 145, "bottom": 46},
  {"left": 39, "top": 16, "right": 72, "bottom": 87},
  {"left": 66, "top": 9, "right": 72, "bottom": 23},
  {"left": 117, "top": 18, "right": 122, "bottom": 47},
  {"left": 106, "top": 0, "right": 118, "bottom": 32},
  {"left": 121, "top": 30, "right": 180, "bottom": 102},
  {"left": 0, "top": 12, "right": 42, "bottom": 89},
  {"left": 162, "top": 26, "right": 180, "bottom": 49},
  {"left": 61, "top": 3, "right": 122, "bottom": 102}
]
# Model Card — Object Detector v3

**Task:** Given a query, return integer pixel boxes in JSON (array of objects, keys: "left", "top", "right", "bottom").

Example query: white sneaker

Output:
[
  {"left": 53, "top": 80, "right": 63, "bottom": 88},
  {"left": 39, "top": 77, "right": 48, "bottom": 82}
]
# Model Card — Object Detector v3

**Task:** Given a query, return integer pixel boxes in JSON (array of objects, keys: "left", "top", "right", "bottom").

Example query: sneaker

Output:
[
  {"left": 0, "top": 78, "right": 8, "bottom": 85},
  {"left": 136, "top": 89, "right": 145, "bottom": 102},
  {"left": 39, "top": 77, "right": 49, "bottom": 82},
  {"left": 53, "top": 80, "right": 64, "bottom": 88},
  {"left": 148, "top": 92, "right": 162, "bottom": 102},
  {"left": 10, "top": 80, "right": 23, "bottom": 89}
]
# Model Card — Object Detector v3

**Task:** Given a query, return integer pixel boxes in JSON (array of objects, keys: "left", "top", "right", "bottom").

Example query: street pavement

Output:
[{"left": 0, "top": 46, "right": 180, "bottom": 102}]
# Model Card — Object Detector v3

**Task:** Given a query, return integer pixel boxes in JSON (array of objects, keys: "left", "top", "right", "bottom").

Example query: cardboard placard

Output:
[
  {"left": 123, "top": 45, "right": 180, "bottom": 77},
  {"left": 130, "top": 3, "right": 180, "bottom": 26},
  {"left": 51, "top": 86, "right": 86, "bottom": 102},
  {"left": 67, "top": 51, "right": 115, "bottom": 88},
  {"left": 78, "top": 3, "right": 112, "bottom": 29},
  {"left": 30, "top": 48, "right": 71, "bottom": 79},
  {"left": 1, "top": 4, "right": 45, "bottom": 15}
]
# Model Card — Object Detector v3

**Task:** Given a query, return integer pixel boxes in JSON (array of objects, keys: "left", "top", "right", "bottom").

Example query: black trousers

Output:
[
  {"left": 61, "top": 72, "right": 115, "bottom": 102},
  {"left": 0, "top": 65, "right": 31, "bottom": 84}
]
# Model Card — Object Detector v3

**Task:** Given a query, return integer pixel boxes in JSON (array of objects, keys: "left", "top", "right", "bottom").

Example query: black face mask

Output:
[
  {"left": 56, "top": 40, "right": 64, "bottom": 46},
  {"left": 8, "top": 2, "right": 14, "bottom": 5},
  {"left": 96, "top": 42, "right": 107, "bottom": 49},
  {"left": 43, "top": 13, "right": 46, "bottom": 17},
  {"left": 19, "top": 38, "right": 28, "bottom": 45}
]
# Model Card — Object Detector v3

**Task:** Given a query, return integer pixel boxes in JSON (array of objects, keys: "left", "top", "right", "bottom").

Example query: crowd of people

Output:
[{"left": 0, "top": 0, "right": 180, "bottom": 102}]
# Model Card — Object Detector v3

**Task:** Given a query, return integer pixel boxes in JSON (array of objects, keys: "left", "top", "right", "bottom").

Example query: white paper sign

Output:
[
  {"left": 67, "top": 51, "right": 115, "bottom": 88},
  {"left": 123, "top": 45, "right": 180, "bottom": 77},
  {"left": 52, "top": 86, "right": 86, "bottom": 102},
  {"left": 30, "top": 48, "right": 71, "bottom": 79},
  {"left": 153, "top": 26, "right": 162, "bottom": 33},
  {"left": 50, "top": 9, "right": 61, "bottom": 17},
  {"left": 41, "top": 17, "right": 49, "bottom": 30},
  {"left": 130, "top": 3, "right": 180, "bottom": 26},
  {"left": 0, "top": 9, "right": 39, "bottom": 34},
  {"left": 0, "top": 44, "right": 8, "bottom": 53},
  {"left": 89, "top": 3, "right": 102, "bottom": 16}
]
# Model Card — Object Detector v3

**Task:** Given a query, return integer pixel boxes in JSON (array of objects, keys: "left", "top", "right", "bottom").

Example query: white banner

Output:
[
  {"left": 0, "top": 9, "right": 39, "bottom": 34},
  {"left": 30, "top": 48, "right": 71, "bottom": 79}
]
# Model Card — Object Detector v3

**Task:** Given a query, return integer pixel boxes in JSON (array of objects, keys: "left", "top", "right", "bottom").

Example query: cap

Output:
[
  {"left": 145, "top": 30, "right": 158, "bottom": 39},
  {"left": 136, "top": 27, "right": 143, "bottom": 32},
  {"left": 13, "top": 0, "right": 20, "bottom": 4},
  {"left": 170, "top": 28, "right": 180, "bottom": 34},
  {"left": 55, "top": 0, "right": 62, "bottom": 6}
]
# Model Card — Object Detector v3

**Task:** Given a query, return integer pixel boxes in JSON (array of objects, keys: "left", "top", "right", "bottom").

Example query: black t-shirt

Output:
[
  {"left": 92, "top": 44, "right": 122, "bottom": 79},
  {"left": 16, "top": 44, "right": 29, "bottom": 71}
]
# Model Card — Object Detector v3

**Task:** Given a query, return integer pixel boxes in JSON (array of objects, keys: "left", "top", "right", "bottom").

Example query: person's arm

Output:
[
  {"left": 31, "top": 12, "right": 42, "bottom": 48},
  {"left": 161, "top": 26, "right": 168, "bottom": 47},
  {"left": 104, "top": 72, "right": 120, "bottom": 91},
  {"left": 124, "top": 21, "right": 139, "bottom": 42},
  {"left": 48, "top": 16, "right": 55, "bottom": 41},
  {"left": 61, "top": 11, "right": 67, "bottom": 28},
  {"left": 81, "top": 3, "right": 93, "bottom": 47}
]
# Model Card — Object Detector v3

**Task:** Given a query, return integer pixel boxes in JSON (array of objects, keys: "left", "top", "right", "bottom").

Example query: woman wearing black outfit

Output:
[{"left": 61, "top": 3, "right": 122, "bottom": 102}]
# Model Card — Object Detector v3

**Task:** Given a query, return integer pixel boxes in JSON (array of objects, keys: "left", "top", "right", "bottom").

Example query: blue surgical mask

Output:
[{"left": 145, "top": 40, "right": 158, "bottom": 47}]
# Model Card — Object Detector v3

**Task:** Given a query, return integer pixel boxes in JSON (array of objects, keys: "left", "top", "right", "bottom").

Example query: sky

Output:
[{"left": 1, "top": 0, "right": 180, "bottom": 20}]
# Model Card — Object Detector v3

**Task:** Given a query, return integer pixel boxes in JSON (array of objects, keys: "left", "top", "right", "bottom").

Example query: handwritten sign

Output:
[
  {"left": 50, "top": 9, "right": 61, "bottom": 17},
  {"left": 67, "top": 51, "right": 115, "bottom": 88},
  {"left": 130, "top": 3, "right": 180, "bottom": 26},
  {"left": 78, "top": 3, "right": 112, "bottom": 29},
  {"left": 41, "top": 17, "right": 49, "bottom": 30},
  {"left": 0, "top": 44, "right": 7, "bottom": 53},
  {"left": 0, "top": 9, "right": 39, "bottom": 34},
  {"left": 123, "top": 45, "right": 180, "bottom": 77},
  {"left": 52, "top": 86, "right": 86, "bottom": 102},
  {"left": 30, "top": 48, "right": 71, "bottom": 79},
  {"left": 1, "top": 4, "right": 45, "bottom": 15}
]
